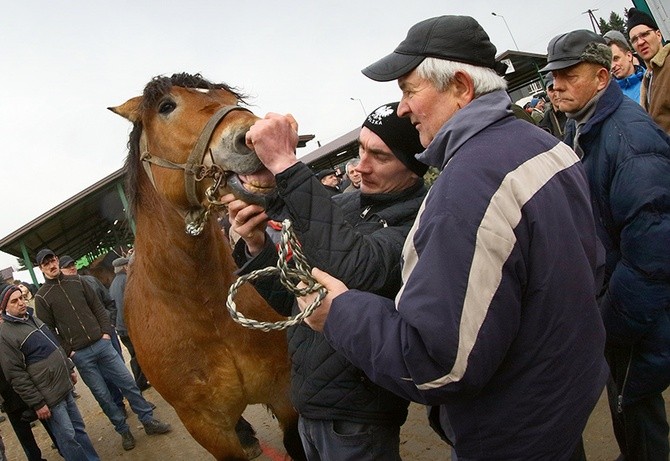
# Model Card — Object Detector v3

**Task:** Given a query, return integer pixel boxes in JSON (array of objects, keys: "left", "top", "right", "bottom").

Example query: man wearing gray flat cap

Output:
[
  {"left": 543, "top": 28, "right": 670, "bottom": 461},
  {"left": 295, "top": 15, "right": 608, "bottom": 460}
]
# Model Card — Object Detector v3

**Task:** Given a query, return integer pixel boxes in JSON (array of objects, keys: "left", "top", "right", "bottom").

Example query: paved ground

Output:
[{"left": 1, "top": 368, "right": 667, "bottom": 460}]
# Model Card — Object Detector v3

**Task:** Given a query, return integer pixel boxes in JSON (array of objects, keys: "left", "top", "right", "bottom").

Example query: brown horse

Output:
[{"left": 109, "top": 73, "right": 303, "bottom": 461}]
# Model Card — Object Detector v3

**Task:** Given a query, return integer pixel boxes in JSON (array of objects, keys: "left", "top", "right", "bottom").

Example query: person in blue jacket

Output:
[
  {"left": 604, "top": 33, "right": 645, "bottom": 103},
  {"left": 279, "top": 15, "right": 609, "bottom": 461},
  {"left": 543, "top": 29, "right": 670, "bottom": 461}
]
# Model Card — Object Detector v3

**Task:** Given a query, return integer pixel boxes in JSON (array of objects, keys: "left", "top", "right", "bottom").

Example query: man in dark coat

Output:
[
  {"left": 226, "top": 101, "right": 427, "bottom": 460},
  {"left": 543, "top": 29, "right": 670, "bottom": 460}
]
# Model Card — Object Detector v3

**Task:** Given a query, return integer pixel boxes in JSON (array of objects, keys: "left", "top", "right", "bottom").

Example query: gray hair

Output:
[
  {"left": 346, "top": 158, "right": 360, "bottom": 169},
  {"left": 416, "top": 57, "right": 507, "bottom": 97}
]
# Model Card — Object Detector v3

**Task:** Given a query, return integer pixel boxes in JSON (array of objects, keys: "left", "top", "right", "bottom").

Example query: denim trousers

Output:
[
  {"left": 298, "top": 416, "right": 401, "bottom": 461},
  {"left": 71, "top": 338, "right": 153, "bottom": 434},
  {"left": 104, "top": 329, "right": 125, "bottom": 409},
  {"left": 46, "top": 393, "right": 99, "bottom": 461}
]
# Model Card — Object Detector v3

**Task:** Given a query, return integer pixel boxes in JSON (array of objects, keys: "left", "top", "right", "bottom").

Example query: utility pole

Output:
[{"left": 583, "top": 9, "right": 601, "bottom": 33}]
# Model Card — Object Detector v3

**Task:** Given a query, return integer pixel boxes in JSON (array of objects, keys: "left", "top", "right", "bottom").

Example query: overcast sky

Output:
[{"left": 0, "top": 0, "right": 632, "bottom": 277}]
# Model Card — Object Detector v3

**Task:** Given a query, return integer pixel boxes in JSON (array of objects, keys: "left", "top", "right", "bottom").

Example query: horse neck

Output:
[{"left": 132, "top": 190, "right": 236, "bottom": 290}]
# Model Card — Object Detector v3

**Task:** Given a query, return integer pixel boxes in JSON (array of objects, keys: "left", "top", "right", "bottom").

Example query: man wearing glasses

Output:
[{"left": 627, "top": 8, "right": 670, "bottom": 132}]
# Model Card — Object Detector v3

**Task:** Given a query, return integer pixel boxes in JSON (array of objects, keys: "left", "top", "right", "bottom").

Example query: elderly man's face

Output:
[
  {"left": 629, "top": 24, "right": 663, "bottom": 62},
  {"left": 320, "top": 174, "right": 339, "bottom": 188},
  {"left": 609, "top": 43, "right": 635, "bottom": 79},
  {"left": 357, "top": 127, "right": 417, "bottom": 194},
  {"left": 347, "top": 164, "right": 361, "bottom": 187},
  {"left": 551, "top": 63, "right": 609, "bottom": 113},
  {"left": 397, "top": 69, "right": 463, "bottom": 147}
]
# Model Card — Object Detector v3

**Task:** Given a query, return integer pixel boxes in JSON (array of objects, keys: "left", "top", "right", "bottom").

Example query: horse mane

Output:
[{"left": 123, "top": 73, "right": 249, "bottom": 213}]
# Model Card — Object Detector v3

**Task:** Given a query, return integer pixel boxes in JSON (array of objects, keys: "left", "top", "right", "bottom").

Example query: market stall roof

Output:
[
  {"left": 0, "top": 168, "right": 133, "bottom": 268},
  {"left": 497, "top": 50, "right": 549, "bottom": 93}
]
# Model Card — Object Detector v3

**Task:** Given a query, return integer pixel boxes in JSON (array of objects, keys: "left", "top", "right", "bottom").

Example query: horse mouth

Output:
[{"left": 225, "top": 172, "right": 276, "bottom": 207}]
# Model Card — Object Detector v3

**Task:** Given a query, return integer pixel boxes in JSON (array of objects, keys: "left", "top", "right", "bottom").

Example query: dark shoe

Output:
[
  {"left": 138, "top": 381, "right": 152, "bottom": 392},
  {"left": 147, "top": 401, "right": 156, "bottom": 410},
  {"left": 121, "top": 430, "right": 136, "bottom": 451},
  {"left": 143, "top": 418, "right": 171, "bottom": 435}
]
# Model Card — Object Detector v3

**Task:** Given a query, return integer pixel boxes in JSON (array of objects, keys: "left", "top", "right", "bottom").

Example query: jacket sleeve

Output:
[
  {"left": 92, "top": 277, "right": 117, "bottom": 326},
  {"left": 323, "top": 205, "right": 524, "bottom": 405},
  {"left": 80, "top": 277, "right": 113, "bottom": 335},
  {"left": 0, "top": 337, "right": 46, "bottom": 410},
  {"left": 269, "top": 163, "right": 413, "bottom": 293},
  {"left": 601, "top": 151, "right": 670, "bottom": 345}
]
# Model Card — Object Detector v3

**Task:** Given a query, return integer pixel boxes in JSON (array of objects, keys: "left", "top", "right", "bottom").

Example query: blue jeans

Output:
[
  {"left": 104, "top": 329, "right": 125, "bottom": 409},
  {"left": 71, "top": 338, "right": 153, "bottom": 434},
  {"left": 46, "top": 393, "right": 99, "bottom": 460},
  {"left": 298, "top": 416, "right": 401, "bottom": 461}
]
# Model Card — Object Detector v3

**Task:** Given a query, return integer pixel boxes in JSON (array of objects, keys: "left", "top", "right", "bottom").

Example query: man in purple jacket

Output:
[{"left": 289, "top": 15, "right": 609, "bottom": 460}]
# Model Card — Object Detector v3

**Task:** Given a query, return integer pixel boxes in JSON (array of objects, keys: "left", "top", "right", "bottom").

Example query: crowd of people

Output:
[
  {"left": 0, "top": 7, "right": 669, "bottom": 461},
  {"left": 0, "top": 249, "right": 172, "bottom": 460}
]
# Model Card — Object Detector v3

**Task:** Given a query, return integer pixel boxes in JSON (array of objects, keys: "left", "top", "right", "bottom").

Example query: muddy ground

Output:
[{"left": 1, "top": 369, "right": 667, "bottom": 460}]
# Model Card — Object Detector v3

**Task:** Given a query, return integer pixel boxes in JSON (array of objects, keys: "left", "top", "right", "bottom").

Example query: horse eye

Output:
[{"left": 158, "top": 100, "right": 176, "bottom": 114}]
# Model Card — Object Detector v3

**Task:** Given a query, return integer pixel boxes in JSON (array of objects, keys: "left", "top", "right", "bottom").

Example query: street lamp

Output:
[
  {"left": 491, "top": 12, "right": 520, "bottom": 51},
  {"left": 350, "top": 97, "right": 367, "bottom": 117}
]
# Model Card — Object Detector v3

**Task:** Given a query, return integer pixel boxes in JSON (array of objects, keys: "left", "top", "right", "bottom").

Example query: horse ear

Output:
[{"left": 108, "top": 96, "right": 143, "bottom": 123}]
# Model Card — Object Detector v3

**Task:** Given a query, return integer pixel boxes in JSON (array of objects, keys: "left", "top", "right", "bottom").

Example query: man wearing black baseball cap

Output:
[
  {"left": 543, "top": 28, "right": 670, "bottom": 461},
  {"left": 293, "top": 15, "right": 609, "bottom": 460},
  {"left": 627, "top": 8, "right": 670, "bottom": 132},
  {"left": 225, "top": 101, "right": 427, "bottom": 460}
]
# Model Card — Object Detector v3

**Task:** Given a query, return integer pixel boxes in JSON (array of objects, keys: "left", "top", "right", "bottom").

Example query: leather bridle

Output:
[{"left": 138, "top": 105, "right": 251, "bottom": 236}]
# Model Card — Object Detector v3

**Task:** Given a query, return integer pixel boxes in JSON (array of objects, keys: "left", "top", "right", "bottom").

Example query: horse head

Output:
[{"left": 109, "top": 73, "right": 275, "bottom": 234}]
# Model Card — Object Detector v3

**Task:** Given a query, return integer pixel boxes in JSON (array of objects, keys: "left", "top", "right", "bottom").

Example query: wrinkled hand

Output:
[
  {"left": 221, "top": 193, "right": 268, "bottom": 255},
  {"left": 246, "top": 113, "right": 299, "bottom": 175},
  {"left": 297, "top": 268, "right": 349, "bottom": 332},
  {"left": 36, "top": 404, "right": 51, "bottom": 420}
]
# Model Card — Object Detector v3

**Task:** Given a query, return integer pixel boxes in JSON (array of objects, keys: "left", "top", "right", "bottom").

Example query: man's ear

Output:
[
  {"left": 451, "top": 71, "right": 476, "bottom": 107},
  {"left": 596, "top": 67, "right": 611, "bottom": 91}
]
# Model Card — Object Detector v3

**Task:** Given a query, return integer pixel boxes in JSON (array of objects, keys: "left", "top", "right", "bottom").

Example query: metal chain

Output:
[{"left": 226, "top": 219, "right": 327, "bottom": 331}]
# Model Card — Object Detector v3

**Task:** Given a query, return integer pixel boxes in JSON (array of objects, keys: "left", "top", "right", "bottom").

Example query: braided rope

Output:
[{"left": 226, "top": 219, "right": 326, "bottom": 331}]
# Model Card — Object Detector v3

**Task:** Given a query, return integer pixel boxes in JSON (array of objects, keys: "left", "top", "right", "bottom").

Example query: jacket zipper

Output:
[{"left": 58, "top": 278, "right": 93, "bottom": 344}]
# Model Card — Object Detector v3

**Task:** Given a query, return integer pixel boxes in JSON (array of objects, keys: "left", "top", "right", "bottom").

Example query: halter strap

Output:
[{"left": 139, "top": 105, "right": 251, "bottom": 208}]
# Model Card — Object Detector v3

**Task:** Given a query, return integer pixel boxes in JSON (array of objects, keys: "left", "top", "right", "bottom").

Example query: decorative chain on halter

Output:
[{"left": 226, "top": 219, "right": 327, "bottom": 331}]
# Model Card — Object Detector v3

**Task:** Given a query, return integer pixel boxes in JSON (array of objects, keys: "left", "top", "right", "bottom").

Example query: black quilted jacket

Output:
[{"left": 234, "top": 162, "right": 426, "bottom": 426}]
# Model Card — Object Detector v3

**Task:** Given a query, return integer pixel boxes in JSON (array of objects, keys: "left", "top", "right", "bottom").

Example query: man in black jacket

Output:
[
  {"left": 34, "top": 249, "right": 171, "bottom": 452},
  {"left": 225, "top": 102, "right": 427, "bottom": 460}
]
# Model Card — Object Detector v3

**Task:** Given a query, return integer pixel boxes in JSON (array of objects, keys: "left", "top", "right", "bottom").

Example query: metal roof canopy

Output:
[
  {"left": 497, "top": 50, "right": 549, "bottom": 94},
  {"left": 0, "top": 168, "right": 134, "bottom": 284}
]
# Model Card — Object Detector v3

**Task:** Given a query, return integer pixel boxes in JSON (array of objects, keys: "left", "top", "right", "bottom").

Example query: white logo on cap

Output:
[{"left": 367, "top": 105, "right": 394, "bottom": 125}]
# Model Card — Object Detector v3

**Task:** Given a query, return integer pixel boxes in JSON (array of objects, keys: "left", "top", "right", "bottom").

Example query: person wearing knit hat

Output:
[
  {"left": 545, "top": 26, "right": 670, "bottom": 461},
  {"left": 225, "top": 101, "right": 428, "bottom": 459},
  {"left": 0, "top": 284, "right": 101, "bottom": 460},
  {"left": 627, "top": 7, "right": 670, "bottom": 132},
  {"left": 290, "top": 15, "right": 610, "bottom": 460}
]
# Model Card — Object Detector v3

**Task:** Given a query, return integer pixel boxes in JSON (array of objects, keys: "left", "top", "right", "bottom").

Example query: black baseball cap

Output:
[
  {"left": 362, "top": 15, "right": 506, "bottom": 82},
  {"left": 59, "top": 255, "right": 75, "bottom": 269},
  {"left": 35, "top": 248, "right": 56, "bottom": 265}
]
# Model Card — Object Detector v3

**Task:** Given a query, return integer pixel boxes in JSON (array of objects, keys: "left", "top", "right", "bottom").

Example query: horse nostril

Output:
[{"left": 236, "top": 131, "right": 252, "bottom": 153}]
